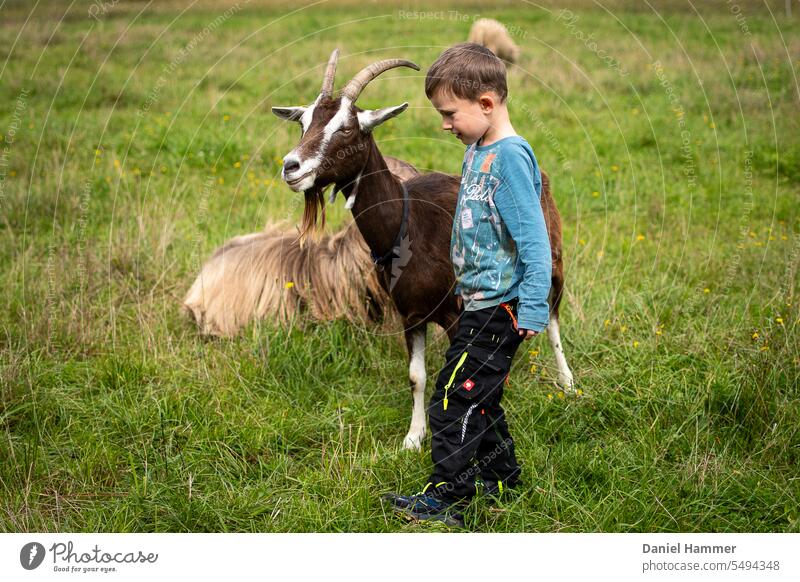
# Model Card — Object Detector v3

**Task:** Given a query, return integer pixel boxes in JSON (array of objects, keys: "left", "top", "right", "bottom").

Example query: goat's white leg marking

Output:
[
  {"left": 403, "top": 328, "right": 427, "bottom": 451},
  {"left": 547, "top": 315, "right": 575, "bottom": 390}
]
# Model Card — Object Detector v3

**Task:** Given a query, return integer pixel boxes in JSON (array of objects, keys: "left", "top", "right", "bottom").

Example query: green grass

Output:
[{"left": 1, "top": 0, "right": 798, "bottom": 532}]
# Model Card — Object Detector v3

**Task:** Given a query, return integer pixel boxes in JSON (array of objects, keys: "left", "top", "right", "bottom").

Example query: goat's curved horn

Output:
[
  {"left": 340, "top": 58, "right": 420, "bottom": 102},
  {"left": 320, "top": 48, "right": 339, "bottom": 98}
]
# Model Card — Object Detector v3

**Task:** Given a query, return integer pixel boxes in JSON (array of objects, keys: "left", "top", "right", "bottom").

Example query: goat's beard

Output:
[{"left": 299, "top": 185, "right": 327, "bottom": 246}]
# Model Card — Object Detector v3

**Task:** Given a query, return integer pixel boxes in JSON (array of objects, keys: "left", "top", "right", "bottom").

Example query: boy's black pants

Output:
[{"left": 426, "top": 297, "right": 525, "bottom": 502}]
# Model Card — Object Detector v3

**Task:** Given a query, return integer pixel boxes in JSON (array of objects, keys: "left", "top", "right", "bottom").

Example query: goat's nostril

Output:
[{"left": 283, "top": 159, "right": 300, "bottom": 174}]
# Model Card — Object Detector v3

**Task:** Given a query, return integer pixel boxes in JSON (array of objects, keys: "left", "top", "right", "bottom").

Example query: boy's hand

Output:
[{"left": 511, "top": 320, "right": 539, "bottom": 340}]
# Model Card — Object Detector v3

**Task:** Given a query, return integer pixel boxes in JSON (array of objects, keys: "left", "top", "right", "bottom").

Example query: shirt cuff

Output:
[{"left": 517, "top": 306, "right": 549, "bottom": 333}]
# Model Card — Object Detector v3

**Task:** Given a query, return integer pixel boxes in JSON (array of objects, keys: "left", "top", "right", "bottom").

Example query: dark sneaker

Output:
[{"left": 381, "top": 493, "right": 465, "bottom": 528}]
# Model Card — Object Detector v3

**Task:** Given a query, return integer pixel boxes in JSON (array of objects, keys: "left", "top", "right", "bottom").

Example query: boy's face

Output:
[{"left": 430, "top": 90, "right": 495, "bottom": 146}]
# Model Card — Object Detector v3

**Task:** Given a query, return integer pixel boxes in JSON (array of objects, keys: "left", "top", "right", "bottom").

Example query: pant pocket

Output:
[{"left": 442, "top": 344, "right": 510, "bottom": 410}]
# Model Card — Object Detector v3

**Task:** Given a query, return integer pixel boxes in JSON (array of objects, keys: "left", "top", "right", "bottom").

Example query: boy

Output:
[{"left": 382, "top": 43, "right": 552, "bottom": 528}]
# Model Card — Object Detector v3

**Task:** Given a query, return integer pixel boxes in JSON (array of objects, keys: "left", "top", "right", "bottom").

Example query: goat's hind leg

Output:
[
  {"left": 548, "top": 265, "right": 575, "bottom": 391},
  {"left": 402, "top": 323, "right": 427, "bottom": 451}
]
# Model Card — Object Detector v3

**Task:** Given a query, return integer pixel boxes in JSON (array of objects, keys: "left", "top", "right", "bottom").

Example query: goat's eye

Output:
[{"left": 340, "top": 127, "right": 352, "bottom": 135}]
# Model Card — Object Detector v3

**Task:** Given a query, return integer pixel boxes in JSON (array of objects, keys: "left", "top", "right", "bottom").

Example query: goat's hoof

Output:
[
  {"left": 557, "top": 373, "right": 576, "bottom": 393},
  {"left": 402, "top": 433, "right": 424, "bottom": 451}
]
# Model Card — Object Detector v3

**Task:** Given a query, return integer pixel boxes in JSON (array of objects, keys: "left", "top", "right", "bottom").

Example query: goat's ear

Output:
[
  {"left": 271, "top": 106, "right": 306, "bottom": 122},
  {"left": 357, "top": 102, "right": 408, "bottom": 132}
]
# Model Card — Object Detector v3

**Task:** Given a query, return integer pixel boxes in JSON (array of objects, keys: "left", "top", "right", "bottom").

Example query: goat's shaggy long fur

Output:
[
  {"left": 183, "top": 156, "right": 418, "bottom": 337},
  {"left": 467, "top": 18, "right": 520, "bottom": 64}
]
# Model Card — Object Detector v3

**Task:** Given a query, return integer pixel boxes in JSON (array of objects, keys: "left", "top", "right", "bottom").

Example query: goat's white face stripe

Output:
[
  {"left": 322, "top": 96, "right": 350, "bottom": 144},
  {"left": 299, "top": 94, "right": 320, "bottom": 136},
  {"left": 287, "top": 96, "right": 351, "bottom": 179}
]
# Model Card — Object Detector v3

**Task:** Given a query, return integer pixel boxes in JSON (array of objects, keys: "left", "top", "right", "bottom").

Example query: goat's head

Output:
[{"left": 272, "top": 49, "right": 419, "bottom": 238}]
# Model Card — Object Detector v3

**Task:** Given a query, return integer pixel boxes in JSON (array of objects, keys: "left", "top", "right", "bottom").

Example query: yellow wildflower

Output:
[
  {"left": 223, "top": 114, "right": 230, "bottom": 121},
  {"left": 285, "top": 281, "right": 295, "bottom": 289},
  {"left": 234, "top": 161, "right": 241, "bottom": 168},
  {"left": 636, "top": 234, "right": 645, "bottom": 241}
]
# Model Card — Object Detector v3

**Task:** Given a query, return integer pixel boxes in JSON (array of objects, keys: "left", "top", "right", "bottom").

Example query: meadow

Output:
[{"left": 1, "top": 0, "right": 798, "bottom": 532}]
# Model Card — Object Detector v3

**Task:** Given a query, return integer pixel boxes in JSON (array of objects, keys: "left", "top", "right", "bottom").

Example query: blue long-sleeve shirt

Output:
[{"left": 451, "top": 135, "right": 552, "bottom": 332}]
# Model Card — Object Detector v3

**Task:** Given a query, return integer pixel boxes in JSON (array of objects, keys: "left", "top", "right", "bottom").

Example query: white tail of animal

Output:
[{"left": 468, "top": 18, "right": 521, "bottom": 64}]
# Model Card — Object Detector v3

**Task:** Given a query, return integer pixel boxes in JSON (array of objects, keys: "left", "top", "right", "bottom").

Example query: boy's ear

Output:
[
  {"left": 356, "top": 102, "right": 408, "bottom": 132},
  {"left": 478, "top": 93, "right": 496, "bottom": 112}
]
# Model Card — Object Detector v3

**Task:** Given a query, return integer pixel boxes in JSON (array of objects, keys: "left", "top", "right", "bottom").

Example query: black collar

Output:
[{"left": 370, "top": 181, "right": 409, "bottom": 269}]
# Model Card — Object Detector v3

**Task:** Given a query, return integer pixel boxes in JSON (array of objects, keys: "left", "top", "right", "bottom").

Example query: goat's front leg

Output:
[{"left": 402, "top": 324, "right": 427, "bottom": 451}]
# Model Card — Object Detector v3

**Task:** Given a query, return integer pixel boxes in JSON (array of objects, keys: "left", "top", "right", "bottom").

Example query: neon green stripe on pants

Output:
[{"left": 443, "top": 350, "right": 469, "bottom": 411}]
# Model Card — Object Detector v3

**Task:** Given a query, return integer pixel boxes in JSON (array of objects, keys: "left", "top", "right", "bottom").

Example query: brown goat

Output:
[{"left": 273, "top": 49, "right": 574, "bottom": 450}]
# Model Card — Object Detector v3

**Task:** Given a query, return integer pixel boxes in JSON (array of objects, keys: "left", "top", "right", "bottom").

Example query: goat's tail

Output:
[{"left": 183, "top": 220, "right": 393, "bottom": 336}]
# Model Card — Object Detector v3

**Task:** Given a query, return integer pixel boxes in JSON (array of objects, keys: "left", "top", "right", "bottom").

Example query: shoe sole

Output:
[
  {"left": 380, "top": 495, "right": 466, "bottom": 529},
  {"left": 396, "top": 507, "right": 465, "bottom": 529}
]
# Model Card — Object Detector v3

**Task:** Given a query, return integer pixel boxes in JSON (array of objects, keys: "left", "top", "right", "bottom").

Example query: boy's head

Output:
[{"left": 425, "top": 42, "right": 508, "bottom": 145}]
